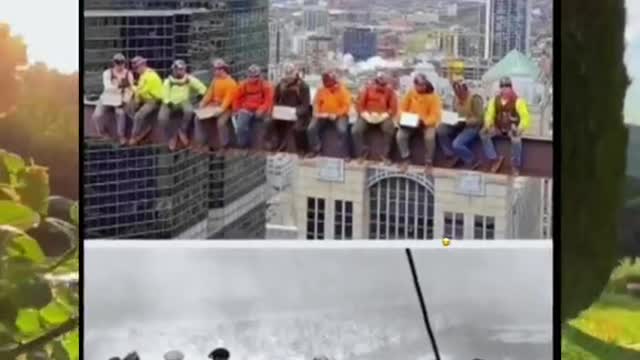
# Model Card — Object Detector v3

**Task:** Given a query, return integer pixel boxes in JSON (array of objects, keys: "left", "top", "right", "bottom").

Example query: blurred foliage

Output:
[
  {"left": 561, "top": 0, "right": 630, "bottom": 323},
  {"left": 606, "top": 258, "right": 640, "bottom": 295},
  {"left": 0, "top": 149, "right": 78, "bottom": 360},
  {"left": 0, "top": 23, "right": 78, "bottom": 200}
]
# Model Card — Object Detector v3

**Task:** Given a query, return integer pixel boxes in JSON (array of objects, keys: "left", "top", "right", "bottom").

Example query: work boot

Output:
[
  {"left": 264, "top": 140, "right": 276, "bottom": 152},
  {"left": 444, "top": 156, "right": 460, "bottom": 168},
  {"left": 357, "top": 149, "right": 370, "bottom": 165},
  {"left": 307, "top": 147, "right": 321, "bottom": 159},
  {"left": 424, "top": 160, "right": 434, "bottom": 176},
  {"left": 489, "top": 156, "right": 505, "bottom": 173},
  {"left": 168, "top": 137, "right": 178, "bottom": 151},
  {"left": 398, "top": 159, "right": 410, "bottom": 173},
  {"left": 178, "top": 131, "right": 190, "bottom": 147},
  {"left": 129, "top": 128, "right": 152, "bottom": 146}
]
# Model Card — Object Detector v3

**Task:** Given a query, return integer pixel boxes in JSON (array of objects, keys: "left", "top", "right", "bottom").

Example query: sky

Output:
[
  {"left": 625, "top": 0, "right": 640, "bottom": 125},
  {"left": 0, "top": 0, "right": 79, "bottom": 73}
]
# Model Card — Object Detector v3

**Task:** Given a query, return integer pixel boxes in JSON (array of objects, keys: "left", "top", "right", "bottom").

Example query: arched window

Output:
[{"left": 368, "top": 176, "right": 435, "bottom": 240}]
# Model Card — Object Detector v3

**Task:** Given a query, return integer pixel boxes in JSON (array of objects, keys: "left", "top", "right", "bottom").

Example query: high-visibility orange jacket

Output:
[
  {"left": 357, "top": 85, "right": 398, "bottom": 116},
  {"left": 314, "top": 83, "right": 352, "bottom": 118},
  {"left": 233, "top": 79, "right": 274, "bottom": 113},
  {"left": 399, "top": 89, "right": 442, "bottom": 127},
  {"left": 201, "top": 75, "right": 238, "bottom": 111}
]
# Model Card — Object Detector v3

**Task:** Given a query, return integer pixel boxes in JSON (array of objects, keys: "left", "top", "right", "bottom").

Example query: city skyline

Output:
[{"left": 0, "top": 0, "right": 79, "bottom": 73}]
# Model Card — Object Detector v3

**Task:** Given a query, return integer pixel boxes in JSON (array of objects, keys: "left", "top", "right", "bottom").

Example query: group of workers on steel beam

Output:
[{"left": 93, "top": 53, "right": 531, "bottom": 175}]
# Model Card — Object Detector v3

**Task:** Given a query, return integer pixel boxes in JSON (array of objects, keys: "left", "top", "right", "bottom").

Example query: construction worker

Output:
[
  {"left": 127, "top": 56, "right": 164, "bottom": 146},
  {"left": 481, "top": 76, "right": 531, "bottom": 176},
  {"left": 265, "top": 63, "right": 311, "bottom": 154},
  {"left": 396, "top": 73, "right": 442, "bottom": 172},
  {"left": 92, "top": 53, "right": 134, "bottom": 145},
  {"left": 195, "top": 58, "right": 238, "bottom": 152},
  {"left": 438, "top": 79, "right": 484, "bottom": 169},
  {"left": 233, "top": 64, "right": 274, "bottom": 150},
  {"left": 307, "top": 70, "right": 352, "bottom": 159},
  {"left": 208, "top": 347, "right": 230, "bottom": 360},
  {"left": 158, "top": 60, "right": 207, "bottom": 151},
  {"left": 352, "top": 72, "right": 398, "bottom": 163}
]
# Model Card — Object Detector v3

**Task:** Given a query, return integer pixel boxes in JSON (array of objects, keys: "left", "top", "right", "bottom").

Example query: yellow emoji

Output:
[{"left": 442, "top": 237, "right": 451, "bottom": 247}]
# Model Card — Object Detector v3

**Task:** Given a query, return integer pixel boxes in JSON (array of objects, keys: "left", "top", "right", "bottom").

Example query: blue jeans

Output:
[
  {"left": 481, "top": 129, "right": 522, "bottom": 169},
  {"left": 235, "top": 110, "right": 266, "bottom": 148},
  {"left": 306, "top": 116, "right": 350, "bottom": 154},
  {"left": 439, "top": 126, "right": 480, "bottom": 165}
]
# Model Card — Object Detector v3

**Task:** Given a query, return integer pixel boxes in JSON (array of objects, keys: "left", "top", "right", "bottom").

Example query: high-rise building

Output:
[
  {"left": 225, "top": 0, "right": 270, "bottom": 78},
  {"left": 83, "top": 0, "right": 269, "bottom": 239},
  {"left": 343, "top": 26, "right": 377, "bottom": 61},
  {"left": 487, "top": 0, "right": 531, "bottom": 61},
  {"left": 451, "top": 1, "right": 487, "bottom": 59},
  {"left": 83, "top": 144, "right": 267, "bottom": 239},
  {"left": 84, "top": 0, "right": 269, "bottom": 94},
  {"left": 303, "top": 6, "right": 330, "bottom": 35}
]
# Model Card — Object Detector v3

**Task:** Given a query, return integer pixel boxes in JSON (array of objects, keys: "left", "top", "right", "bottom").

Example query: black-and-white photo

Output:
[{"left": 85, "top": 243, "right": 552, "bottom": 360}]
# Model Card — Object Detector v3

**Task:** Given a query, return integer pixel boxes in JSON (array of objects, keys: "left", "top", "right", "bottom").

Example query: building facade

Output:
[
  {"left": 303, "top": 5, "right": 330, "bottom": 35},
  {"left": 343, "top": 26, "right": 377, "bottom": 61},
  {"left": 488, "top": 0, "right": 531, "bottom": 61},
  {"left": 290, "top": 160, "right": 548, "bottom": 240}
]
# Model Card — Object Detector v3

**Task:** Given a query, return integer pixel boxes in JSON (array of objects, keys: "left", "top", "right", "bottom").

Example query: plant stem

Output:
[
  {"left": 44, "top": 244, "right": 78, "bottom": 274},
  {"left": 2, "top": 316, "right": 78, "bottom": 358}
]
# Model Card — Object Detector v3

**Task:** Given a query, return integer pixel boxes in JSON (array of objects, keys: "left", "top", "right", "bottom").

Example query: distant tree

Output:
[
  {"left": 0, "top": 24, "right": 78, "bottom": 199},
  {"left": 0, "top": 23, "right": 27, "bottom": 116},
  {"left": 562, "top": 0, "right": 629, "bottom": 322}
]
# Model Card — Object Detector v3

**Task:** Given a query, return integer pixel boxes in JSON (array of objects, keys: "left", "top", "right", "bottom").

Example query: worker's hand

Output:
[
  {"left": 329, "top": 113, "right": 337, "bottom": 120},
  {"left": 381, "top": 112, "right": 390, "bottom": 120},
  {"left": 361, "top": 111, "right": 371, "bottom": 121}
]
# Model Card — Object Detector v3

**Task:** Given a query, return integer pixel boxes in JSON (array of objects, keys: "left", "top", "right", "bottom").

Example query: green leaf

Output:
[
  {"left": 4, "top": 256, "right": 39, "bottom": 282},
  {"left": 26, "top": 348, "right": 48, "bottom": 360},
  {"left": 69, "top": 203, "right": 78, "bottom": 227},
  {"left": 0, "top": 296, "right": 18, "bottom": 324},
  {"left": 52, "top": 286, "right": 78, "bottom": 311},
  {"left": 0, "top": 201, "right": 40, "bottom": 230},
  {"left": 15, "top": 278, "right": 52, "bottom": 309},
  {"left": 15, "top": 166, "right": 50, "bottom": 216},
  {"left": 61, "top": 330, "right": 78, "bottom": 360},
  {"left": 15, "top": 308, "right": 41, "bottom": 336},
  {"left": 39, "top": 300, "right": 71, "bottom": 327},
  {"left": 3, "top": 228, "right": 46, "bottom": 264},
  {"left": 50, "top": 340, "right": 71, "bottom": 360},
  {"left": 0, "top": 153, "right": 9, "bottom": 184},
  {"left": 1, "top": 151, "right": 25, "bottom": 175},
  {"left": 0, "top": 183, "right": 20, "bottom": 202}
]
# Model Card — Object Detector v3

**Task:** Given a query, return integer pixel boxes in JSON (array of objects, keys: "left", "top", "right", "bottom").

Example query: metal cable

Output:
[{"left": 406, "top": 248, "right": 442, "bottom": 360}]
